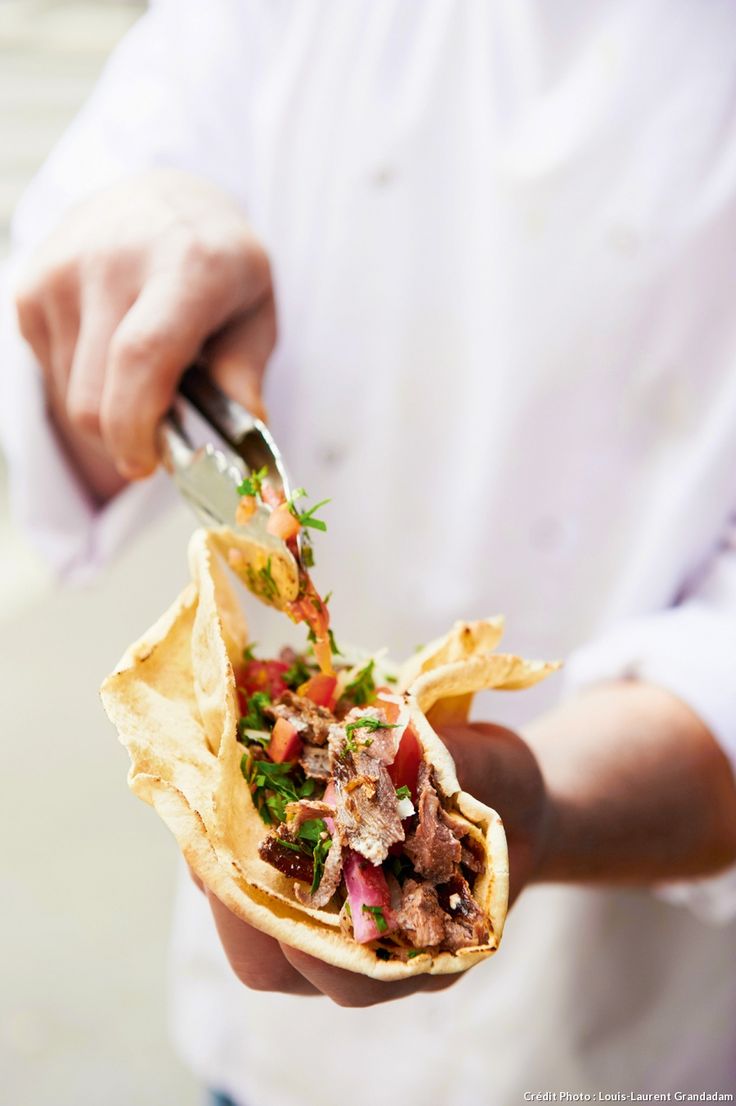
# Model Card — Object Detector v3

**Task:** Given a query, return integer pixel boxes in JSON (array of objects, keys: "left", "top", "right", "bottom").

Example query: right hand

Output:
[{"left": 15, "top": 169, "right": 276, "bottom": 499}]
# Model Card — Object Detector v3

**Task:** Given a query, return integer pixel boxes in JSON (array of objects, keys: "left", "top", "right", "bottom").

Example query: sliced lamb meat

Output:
[
  {"left": 299, "top": 745, "right": 331, "bottom": 780},
  {"left": 258, "top": 833, "right": 314, "bottom": 884},
  {"left": 333, "top": 749, "right": 404, "bottom": 864},
  {"left": 403, "top": 762, "right": 462, "bottom": 883},
  {"left": 340, "top": 706, "right": 401, "bottom": 765},
  {"left": 460, "top": 834, "right": 486, "bottom": 876},
  {"left": 294, "top": 833, "right": 344, "bottom": 909},
  {"left": 437, "top": 874, "right": 490, "bottom": 951},
  {"left": 394, "top": 879, "right": 446, "bottom": 949},
  {"left": 284, "top": 798, "right": 335, "bottom": 833},
  {"left": 266, "top": 690, "right": 333, "bottom": 746}
]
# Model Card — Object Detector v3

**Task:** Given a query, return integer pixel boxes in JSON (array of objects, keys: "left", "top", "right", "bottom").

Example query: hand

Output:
[
  {"left": 15, "top": 169, "right": 275, "bottom": 499},
  {"left": 196, "top": 722, "right": 547, "bottom": 1006}
]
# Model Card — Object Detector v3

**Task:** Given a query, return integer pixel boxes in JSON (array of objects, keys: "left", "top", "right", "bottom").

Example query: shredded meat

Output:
[
  {"left": 258, "top": 833, "right": 313, "bottom": 884},
  {"left": 333, "top": 749, "right": 404, "bottom": 864},
  {"left": 403, "top": 763, "right": 461, "bottom": 882},
  {"left": 460, "top": 835, "right": 486, "bottom": 876},
  {"left": 266, "top": 690, "right": 333, "bottom": 746},
  {"left": 299, "top": 745, "right": 331, "bottom": 780},
  {"left": 284, "top": 798, "right": 335, "bottom": 832},
  {"left": 343, "top": 706, "right": 400, "bottom": 764},
  {"left": 294, "top": 834, "right": 344, "bottom": 909},
  {"left": 395, "top": 879, "right": 446, "bottom": 948},
  {"left": 437, "top": 874, "right": 490, "bottom": 951}
]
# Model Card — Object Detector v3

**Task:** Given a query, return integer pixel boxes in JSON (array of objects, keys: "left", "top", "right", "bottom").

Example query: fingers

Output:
[
  {"left": 279, "top": 945, "right": 457, "bottom": 1007},
  {"left": 99, "top": 275, "right": 231, "bottom": 477},
  {"left": 66, "top": 288, "right": 128, "bottom": 440},
  {"left": 206, "top": 890, "right": 319, "bottom": 996},
  {"left": 204, "top": 294, "right": 276, "bottom": 423}
]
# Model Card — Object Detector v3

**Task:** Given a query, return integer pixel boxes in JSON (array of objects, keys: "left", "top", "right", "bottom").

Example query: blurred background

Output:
[{"left": 0, "top": 3, "right": 199, "bottom": 1103}]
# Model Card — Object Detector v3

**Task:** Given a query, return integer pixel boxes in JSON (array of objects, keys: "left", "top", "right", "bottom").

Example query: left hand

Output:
[{"left": 199, "top": 721, "right": 549, "bottom": 1006}]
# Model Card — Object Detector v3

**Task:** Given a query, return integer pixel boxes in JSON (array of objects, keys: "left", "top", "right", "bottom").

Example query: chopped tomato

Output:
[
  {"left": 298, "top": 673, "right": 337, "bottom": 708},
  {"left": 239, "top": 659, "right": 290, "bottom": 698},
  {"left": 388, "top": 722, "right": 422, "bottom": 801},
  {"left": 343, "top": 851, "right": 395, "bottom": 943},
  {"left": 268, "top": 717, "right": 303, "bottom": 763},
  {"left": 267, "top": 502, "right": 301, "bottom": 541}
]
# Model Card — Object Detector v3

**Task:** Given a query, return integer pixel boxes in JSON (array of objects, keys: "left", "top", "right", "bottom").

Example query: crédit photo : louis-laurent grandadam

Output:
[{"left": 523, "top": 1093, "right": 734, "bottom": 1103}]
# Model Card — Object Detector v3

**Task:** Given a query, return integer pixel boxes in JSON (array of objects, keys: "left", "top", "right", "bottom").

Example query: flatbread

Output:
[{"left": 101, "top": 530, "right": 559, "bottom": 979}]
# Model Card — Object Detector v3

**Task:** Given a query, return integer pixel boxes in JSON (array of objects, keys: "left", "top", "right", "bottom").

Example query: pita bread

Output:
[{"left": 101, "top": 530, "right": 559, "bottom": 979}]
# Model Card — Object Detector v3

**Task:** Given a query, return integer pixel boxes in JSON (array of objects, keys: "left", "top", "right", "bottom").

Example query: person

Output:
[{"left": 2, "top": 2, "right": 736, "bottom": 1102}]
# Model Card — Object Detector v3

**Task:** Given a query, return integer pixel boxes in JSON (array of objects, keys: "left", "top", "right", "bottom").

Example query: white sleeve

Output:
[
  {"left": 564, "top": 522, "right": 736, "bottom": 923},
  {"left": 0, "top": 0, "right": 252, "bottom": 581}
]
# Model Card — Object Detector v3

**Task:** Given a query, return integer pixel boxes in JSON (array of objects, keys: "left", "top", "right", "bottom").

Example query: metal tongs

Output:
[{"left": 159, "top": 365, "right": 300, "bottom": 604}]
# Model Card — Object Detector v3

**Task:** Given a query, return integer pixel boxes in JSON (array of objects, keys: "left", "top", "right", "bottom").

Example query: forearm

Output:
[{"left": 525, "top": 681, "right": 736, "bottom": 885}]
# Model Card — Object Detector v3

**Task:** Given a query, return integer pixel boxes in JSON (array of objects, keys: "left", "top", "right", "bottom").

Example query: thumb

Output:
[{"left": 204, "top": 293, "right": 276, "bottom": 423}]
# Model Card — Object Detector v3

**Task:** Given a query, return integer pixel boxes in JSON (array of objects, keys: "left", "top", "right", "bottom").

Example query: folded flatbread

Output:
[{"left": 101, "top": 530, "right": 557, "bottom": 979}]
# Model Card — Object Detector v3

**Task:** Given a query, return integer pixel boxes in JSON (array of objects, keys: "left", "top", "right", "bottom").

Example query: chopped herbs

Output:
[
  {"left": 242, "top": 643, "right": 259, "bottom": 662},
  {"left": 245, "top": 558, "right": 281, "bottom": 603},
  {"left": 237, "top": 466, "right": 268, "bottom": 498},
  {"left": 239, "top": 691, "right": 271, "bottom": 732},
  {"left": 328, "top": 629, "right": 341, "bottom": 656},
  {"left": 344, "top": 716, "right": 399, "bottom": 739},
  {"left": 343, "top": 659, "right": 376, "bottom": 706},
  {"left": 310, "top": 833, "right": 332, "bottom": 894},
  {"left": 301, "top": 539, "right": 315, "bottom": 568},
  {"left": 361, "top": 904, "right": 388, "bottom": 934},
  {"left": 297, "top": 818, "right": 328, "bottom": 844},
  {"left": 283, "top": 654, "right": 313, "bottom": 689},
  {"left": 258, "top": 559, "right": 279, "bottom": 602},
  {"left": 241, "top": 753, "right": 315, "bottom": 825},
  {"left": 287, "top": 488, "right": 331, "bottom": 532},
  {"left": 275, "top": 837, "right": 302, "bottom": 853},
  {"left": 406, "top": 949, "right": 425, "bottom": 959},
  {"left": 395, "top": 785, "right": 411, "bottom": 800}
]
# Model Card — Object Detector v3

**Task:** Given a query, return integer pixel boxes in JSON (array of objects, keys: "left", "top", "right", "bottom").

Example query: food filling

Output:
[{"left": 236, "top": 648, "right": 491, "bottom": 959}]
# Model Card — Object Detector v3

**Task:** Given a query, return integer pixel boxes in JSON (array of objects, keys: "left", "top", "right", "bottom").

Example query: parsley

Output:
[
  {"left": 395, "top": 785, "right": 411, "bottom": 800},
  {"left": 246, "top": 559, "right": 280, "bottom": 603},
  {"left": 275, "top": 837, "right": 302, "bottom": 853},
  {"left": 237, "top": 466, "right": 268, "bottom": 498},
  {"left": 343, "top": 660, "right": 376, "bottom": 706},
  {"left": 406, "top": 949, "right": 425, "bottom": 959},
  {"left": 328, "top": 629, "right": 341, "bottom": 656},
  {"left": 361, "top": 904, "right": 388, "bottom": 934},
  {"left": 297, "top": 818, "right": 328, "bottom": 844},
  {"left": 301, "top": 537, "right": 315, "bottom": 568},
  {"left": 239, "top": 691, "right": 271, "bottom": 733},
  {"left": 241, "top": 754, "right": 314, "bottom": 825},
  {"left": 287, "top": 488, "right": 331, "bottom": 532},
  {"left": 344, "top": 716, "right": 399, "bottom": 740},
  {"left": 273, "top": 818, "right": 331, "bottom": 892},
  {"left": 385, "top": 674, "right": 398, "bottom": 685},
  {"left": 242, "top": 643, "right": 259, "bottom": 662},
  {"left": 259, "top": 559, "right": 279, "bottom": 602},
  {"left": 283, "top": 654, "right": 313, "bottom": 689},
  {"left": 310, "top": 833, "right": 332, "bottom": 894}
]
